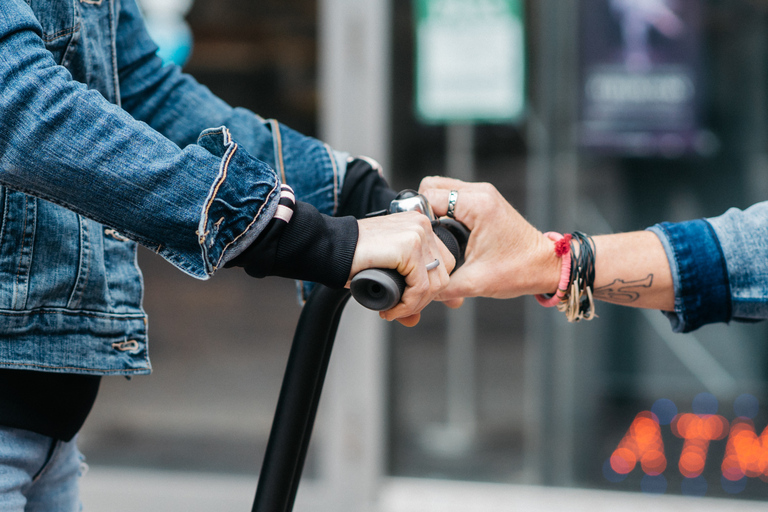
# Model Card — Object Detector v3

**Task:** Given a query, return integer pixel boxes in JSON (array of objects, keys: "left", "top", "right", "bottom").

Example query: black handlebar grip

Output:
[
  {"left": 350, "top": 222, "right": 468, "bottom": 311},
  {"left": 349, "top": 268, "right": 406, "bottom": 311}
]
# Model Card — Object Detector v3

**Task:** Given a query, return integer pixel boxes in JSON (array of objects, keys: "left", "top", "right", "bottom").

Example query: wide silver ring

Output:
[
  {"left": 447, "top": 190, "right": 458, "bottom": 219},
  {"left": 426, "top": 259, "right": 440, "bottom": 271}
]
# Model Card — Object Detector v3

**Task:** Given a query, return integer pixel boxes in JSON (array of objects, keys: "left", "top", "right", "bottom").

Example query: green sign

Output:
[{"left": 415, "top": 0, "right": 526, "bottom": 123}]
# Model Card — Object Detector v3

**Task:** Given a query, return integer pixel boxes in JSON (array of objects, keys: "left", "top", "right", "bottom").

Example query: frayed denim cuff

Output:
[{"left": 647, "top": 220, "right": 731, "bottom": 333}]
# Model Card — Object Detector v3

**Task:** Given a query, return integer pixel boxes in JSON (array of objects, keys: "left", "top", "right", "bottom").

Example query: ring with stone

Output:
[{"left": 447, "top": 190, "right": 458, "bottom": 219}]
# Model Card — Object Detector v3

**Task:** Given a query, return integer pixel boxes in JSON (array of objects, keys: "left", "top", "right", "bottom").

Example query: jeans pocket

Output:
[
  {"left": 30, "top": 440, "right": 58, "bottom": 484},
  {"left": 25, "top": 0, "right": 81, "bottom": 64}
]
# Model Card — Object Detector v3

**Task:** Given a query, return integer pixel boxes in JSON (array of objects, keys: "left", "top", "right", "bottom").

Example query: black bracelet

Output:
[{"left": 559, "top": 231, "right": 597, "bottom": 322}]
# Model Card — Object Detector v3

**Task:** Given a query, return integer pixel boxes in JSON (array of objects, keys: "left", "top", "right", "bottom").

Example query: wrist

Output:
[{"left": 531, "top": 232, "right": 569, "bottom": 299}]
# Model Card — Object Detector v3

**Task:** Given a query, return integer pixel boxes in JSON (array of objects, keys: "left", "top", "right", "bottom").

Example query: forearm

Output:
[
  {"left": 0, "top": 13, "right": 281, "bottom": 278},
  {"left": 116, "top": 0, "right": 347, "bottom": 218},
  {"left": 420, "top": 178, "right": 676, "bottom": 311},
  {"left": 592, "top": 231, "right": 674, "bottom": 311}
]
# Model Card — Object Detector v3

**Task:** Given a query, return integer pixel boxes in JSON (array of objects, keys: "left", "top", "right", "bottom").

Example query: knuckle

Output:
[
  {"left": 405, "top": 230, "right": 423, "bottom": 249},
  {"left": 415, "top": 214, "right": 432, "bottom": 230},
  {"left": 478, "top": 182, "right": 495, "bottom": 194},
  {"left": 412, "top": 279, "right": 429, "bottom": 296}
]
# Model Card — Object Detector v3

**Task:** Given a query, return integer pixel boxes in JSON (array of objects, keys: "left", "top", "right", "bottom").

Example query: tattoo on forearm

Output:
[{"left": 594, "top": 274, "right": 654, "bottom": 303}]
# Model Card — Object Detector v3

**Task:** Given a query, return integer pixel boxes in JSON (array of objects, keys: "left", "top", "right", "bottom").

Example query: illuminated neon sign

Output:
[{"left": 604, "top": 393, "right": 763, "bottom": 495}]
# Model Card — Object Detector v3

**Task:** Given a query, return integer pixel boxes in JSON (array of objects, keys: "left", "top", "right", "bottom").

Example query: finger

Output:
[
  {"left": 396, "top": 313, "right": 421, "bottom": 327},
  {"left": 386, "top": 229, "right": 449, "bottom": 322},
  {"left": 418, "top": 176, "right": 467, "bottom": 193},
  {"left": 411, "top": 230, "right": 448, "bottom": 314},
  {"left": 420, "top": 189, "right": 451, "bottom": 217},
  {"left": 382, "top": 221, "right": 434, "bottom": 321},
  {"left": 423, "top": 229, "right": 453, "bottom": 293},
  {"left": 421, "top": 189, "right": 475, "bottom": 233},
  {"left": 441, "top": 297, "right": 465, "bottom": 309},
  {"left": 395, "top": 265, "right": 431, "bottom": 320}
]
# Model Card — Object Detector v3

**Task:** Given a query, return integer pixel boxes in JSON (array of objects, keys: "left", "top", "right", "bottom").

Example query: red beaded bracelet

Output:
[{"left": 534, "top": 232, "right": 573, "bottom": 307}]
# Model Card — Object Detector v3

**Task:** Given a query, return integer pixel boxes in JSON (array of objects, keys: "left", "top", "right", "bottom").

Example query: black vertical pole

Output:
[{"left": 252, "top": 285, "right": 351, "bottom": 512}]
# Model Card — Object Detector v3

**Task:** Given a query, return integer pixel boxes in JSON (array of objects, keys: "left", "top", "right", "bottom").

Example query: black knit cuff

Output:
[
  {"left": 272, "top": 201, "right": 358, "bottom": 288},
  {"left": 228, "top": 193, "right": 358, "bottom": 289}
]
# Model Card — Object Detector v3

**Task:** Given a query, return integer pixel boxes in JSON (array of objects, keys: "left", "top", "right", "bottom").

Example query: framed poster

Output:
[{"left": 579, "top": 0, "right": 707, "bottom": 156}]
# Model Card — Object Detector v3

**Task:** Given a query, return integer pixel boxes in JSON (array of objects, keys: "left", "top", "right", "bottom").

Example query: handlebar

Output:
[{"left": 350, "top": 204, "right": 470, "bottom": 311}]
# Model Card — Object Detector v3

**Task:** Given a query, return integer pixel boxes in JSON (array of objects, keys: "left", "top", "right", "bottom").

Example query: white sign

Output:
[{"left": 415, "top": 0, "right": 525, "bottom": 123}]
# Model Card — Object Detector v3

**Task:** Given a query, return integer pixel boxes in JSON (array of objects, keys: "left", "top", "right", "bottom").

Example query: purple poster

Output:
[{"left": 579, "top": 0, "right": 707, "bottom": 156}]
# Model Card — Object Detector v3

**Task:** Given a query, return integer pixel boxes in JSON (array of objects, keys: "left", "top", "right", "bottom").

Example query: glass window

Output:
[{"left": 387, "top": 0, "right": 768, "bottom": 501}]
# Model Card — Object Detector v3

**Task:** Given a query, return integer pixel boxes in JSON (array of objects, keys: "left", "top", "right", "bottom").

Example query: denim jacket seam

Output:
[
  {"left": 41, "top": 23, "right": 81, "bottom": 42},
  {"left": 0, "top": 190, "right": 6, "bottom": 257},
  {"left": 12, "top": 196, "right": 34, "bottom": 311},
  {"left": 68, "top": 219, "right": 98, "bottom": 310},
  {"left": 269, "top": 119, "right": 287, "bottom": 185},
  {"left": 324, "top": 142, "right": 340, "bottom": 215},
  {"left": 1, "top": 361, "right": 149, "bottom": 374},
  {"left": 198, "top": 128, "right": 236, "bottom": 248},
  {"left": 0, "top": 306, "right": 145, "bottom": 319},
  {"left": 108, "top": 0, "right": 121, "bottom": 107}
]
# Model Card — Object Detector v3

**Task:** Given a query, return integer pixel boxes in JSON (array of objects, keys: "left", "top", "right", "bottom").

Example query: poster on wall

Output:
[
  {"left": 414, "top": 0, "right": 526, "bottom": 123},
  {"left": 579, "top": 0, "right": 710, "bottom": 156}
]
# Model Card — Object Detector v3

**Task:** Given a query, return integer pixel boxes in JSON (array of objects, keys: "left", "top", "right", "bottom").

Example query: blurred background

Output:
[{"left": 79, "top": 0, "right": 768, "bottom": 510}]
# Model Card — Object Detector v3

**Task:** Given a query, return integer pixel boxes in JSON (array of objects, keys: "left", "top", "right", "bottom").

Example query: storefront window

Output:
[{"left": 388, "top": 0, "right": 768, "bottom": 501}]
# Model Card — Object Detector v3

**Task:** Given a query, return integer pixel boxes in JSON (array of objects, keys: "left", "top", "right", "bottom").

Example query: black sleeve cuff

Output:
[
  {"left": 228, "top": 198, "right": 358, "bottom": 289},
  {"left": 228, "top": 156, "right": 394, "bottom": 289},
  {"left": 272, "top": 201, "right": 358, "bottom": 288}
]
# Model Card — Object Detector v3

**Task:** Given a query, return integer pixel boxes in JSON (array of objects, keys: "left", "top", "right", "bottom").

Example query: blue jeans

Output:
[{"left": 0, "top": 427, "right": 84, "bottom": 512}]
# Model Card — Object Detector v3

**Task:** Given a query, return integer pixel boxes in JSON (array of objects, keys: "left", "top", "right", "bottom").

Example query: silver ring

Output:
[
  {"left": 426, "top": 259, "right": 440, "bottom": 271},
  {"left": 447, "top": 190, "right": 458, "bottom": 219}
]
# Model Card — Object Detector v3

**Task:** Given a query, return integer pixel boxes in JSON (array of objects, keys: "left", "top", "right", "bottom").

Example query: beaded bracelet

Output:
[{"left": 534, "top": 232, "right": 573, "bottom": 307}]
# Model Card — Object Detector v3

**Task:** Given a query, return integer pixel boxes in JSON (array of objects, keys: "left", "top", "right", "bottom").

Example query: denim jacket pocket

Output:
[
  {"left": 25, "top": 0, "right": 81, "bottom": 65},
  {"left": 0, "top": 189, "right": 115, "bottom": 313}
]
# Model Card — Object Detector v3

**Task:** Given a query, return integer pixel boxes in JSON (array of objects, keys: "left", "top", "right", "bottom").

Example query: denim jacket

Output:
[
  {"left": 0, "top": 0, "right": 348, "bottom": 375},
  {"left": 649, "top": 201, "right": 768, "bottom": 333}
]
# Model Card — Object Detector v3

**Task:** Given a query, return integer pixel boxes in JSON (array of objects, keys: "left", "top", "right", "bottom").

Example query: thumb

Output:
[
  {"left": 435, "top": 267, "right": 479, "bottom": 302},
  {"left": 440, "top": 297, "right": 465, "bottom": 309}
]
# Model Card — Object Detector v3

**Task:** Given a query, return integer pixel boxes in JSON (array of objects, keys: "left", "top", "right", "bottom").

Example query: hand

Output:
[
  {"left": 351, "top": 211, "right": 456, "bottom": 326},
  {"left": 419, "top": 177, "right": 560, "bottom": 302}
]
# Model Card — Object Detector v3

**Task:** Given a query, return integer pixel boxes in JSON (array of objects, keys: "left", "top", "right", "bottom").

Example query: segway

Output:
[{"left": 251, "top": 190, "right": 469, "bottom": 512}]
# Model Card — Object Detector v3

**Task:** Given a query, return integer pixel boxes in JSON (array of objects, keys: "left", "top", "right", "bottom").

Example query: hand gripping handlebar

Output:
[
  {"left": 252, "top": 190, "right": 470, "bottom": 512},
  {"left": 349, "top": 190, "right": 470, "bottom": 311}
]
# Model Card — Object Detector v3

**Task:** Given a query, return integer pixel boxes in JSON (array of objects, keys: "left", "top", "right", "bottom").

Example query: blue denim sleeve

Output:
[
  {"left": 647, "top": 220, "right": 731, "bottom": 333},
  {"left": 706, "top": 202, "right": 768, "bottom": 321},
  {"left": 115, "top": 0, "right": 348, "bottom": 219},
  {"left": 0, "top": 0, "right": 279, "bottom": 279}
]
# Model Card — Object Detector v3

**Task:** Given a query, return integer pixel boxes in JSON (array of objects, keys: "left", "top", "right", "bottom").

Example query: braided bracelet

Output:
[{"left": 534, "top": 232, "right": 573, "bottom": 307}]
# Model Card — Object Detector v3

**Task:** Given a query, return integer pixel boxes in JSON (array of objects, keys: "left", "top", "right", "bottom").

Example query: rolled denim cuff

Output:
[
  {"left": 647, "top": 220, "right": 731, "bottom": 333},
  {"left": 196, "top": 127, "right": 280, "bottom": 275}
]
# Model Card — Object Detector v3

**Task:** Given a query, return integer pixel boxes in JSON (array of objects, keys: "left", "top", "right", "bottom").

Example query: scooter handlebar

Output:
[{"left": 350, "top": 219, "right": 469, "bottom": 311}]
